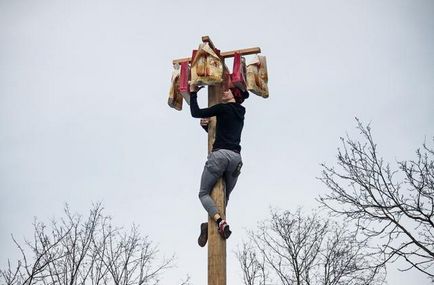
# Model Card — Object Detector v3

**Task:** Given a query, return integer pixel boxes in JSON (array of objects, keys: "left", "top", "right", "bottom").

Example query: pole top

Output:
[{"left": 172, "top": 35, "right": 261, "bottom": 64}]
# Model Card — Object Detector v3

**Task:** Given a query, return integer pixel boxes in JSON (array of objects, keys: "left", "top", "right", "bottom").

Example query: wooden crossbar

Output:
[
  {"left": 172, "top": 35, "right": 261, "bottom": 64},
  {"left": 172, "top": 47, "right": 261, "bottom": 64}
]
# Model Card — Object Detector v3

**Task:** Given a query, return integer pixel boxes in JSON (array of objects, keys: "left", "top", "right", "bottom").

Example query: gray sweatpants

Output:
[{"left": 199, "top": 149, "right": 242, "bottom": 217}]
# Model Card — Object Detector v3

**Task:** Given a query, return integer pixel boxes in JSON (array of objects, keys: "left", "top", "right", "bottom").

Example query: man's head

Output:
[{"left": 227, "top": 87, "right": 249, "bottom": 104}]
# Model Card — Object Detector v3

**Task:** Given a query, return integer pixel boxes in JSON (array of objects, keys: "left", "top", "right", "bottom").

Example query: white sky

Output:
[{"left": 1, "top": 0, "right": 433, "bottom": 284}]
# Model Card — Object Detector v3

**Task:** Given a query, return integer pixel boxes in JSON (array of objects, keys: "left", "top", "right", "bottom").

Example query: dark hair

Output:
[{"left": 230, "top": 87, "right": 249, "bottom": 104}]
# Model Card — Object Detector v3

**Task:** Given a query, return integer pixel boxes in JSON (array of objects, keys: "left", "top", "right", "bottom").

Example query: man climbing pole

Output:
[
  {"left": 189, "top": 84, "right": 249, "bottom": 247},
  {"left": 169, "top": 36, "right": 267, "bottom": 284}
]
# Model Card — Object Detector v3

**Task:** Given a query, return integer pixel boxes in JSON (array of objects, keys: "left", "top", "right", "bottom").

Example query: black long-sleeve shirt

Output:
[{"left": 190, "top": 93, "right": 245, "bottom": 153}]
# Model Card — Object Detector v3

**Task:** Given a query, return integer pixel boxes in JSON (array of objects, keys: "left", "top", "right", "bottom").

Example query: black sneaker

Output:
[
  {"left": 217, "top": 220, "right": 232, "bottom": 240},
  {"left": 198, "top": 222, "right": 208, "bottom": 247}
]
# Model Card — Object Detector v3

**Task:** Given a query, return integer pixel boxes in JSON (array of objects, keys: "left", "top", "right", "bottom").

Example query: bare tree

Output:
[
  {"left": 0, "top": 203, "right": 175, "bottom": 285},
  {"left": 319, "top": 119, "right": 434, "bottom": 280},
  {"left": 237, "top": 208, "right": 385, "bottom": 285},
  {"left": 236, "top": 243, "right": 268, "bottom": 285}
]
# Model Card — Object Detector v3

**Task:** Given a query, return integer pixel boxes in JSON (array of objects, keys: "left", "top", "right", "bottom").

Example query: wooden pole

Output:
[{"left": 207, "top": 83, "right": 226, "bottom": 285}]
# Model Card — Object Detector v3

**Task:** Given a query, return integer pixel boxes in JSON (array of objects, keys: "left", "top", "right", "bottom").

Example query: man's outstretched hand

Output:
[
  {"left": 200, "top": 118, "right": 210, "bottom": 132},
  {"left": 200, "top": 118, "right": 210, "bottom": 127}
]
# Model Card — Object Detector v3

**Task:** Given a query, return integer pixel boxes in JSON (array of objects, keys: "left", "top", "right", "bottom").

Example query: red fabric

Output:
[
  {"left": 230, "top": 52, "right": 247, "bottom": 90},
  {"left": 178, "top": 61, "right": 189, "bottom": 95}
]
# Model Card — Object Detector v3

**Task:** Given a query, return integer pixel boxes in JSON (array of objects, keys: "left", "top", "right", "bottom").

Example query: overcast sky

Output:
[{"left": 1, "top": 0, "right": 433, "bottom": 284}]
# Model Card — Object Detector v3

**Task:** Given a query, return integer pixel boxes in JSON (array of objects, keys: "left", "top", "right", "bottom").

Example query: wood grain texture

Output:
[{"left": 207, "top": 83, "right": 226, "bottom": 285}]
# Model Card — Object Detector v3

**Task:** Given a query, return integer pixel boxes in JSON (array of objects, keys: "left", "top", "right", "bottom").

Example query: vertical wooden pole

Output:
[{"left": 207, "top": 83, "right": 226, "bottom": 285}]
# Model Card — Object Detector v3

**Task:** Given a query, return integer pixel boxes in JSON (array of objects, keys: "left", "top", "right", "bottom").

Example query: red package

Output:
[
  {"left": 178, "top": 61, "right": 191, "bottom": 104},
  {"left": 230, "top": 52, "right": 247, "bottom": 91},
  {"left": 179, "top": 61, "right": 190, "bottom": 92}
]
